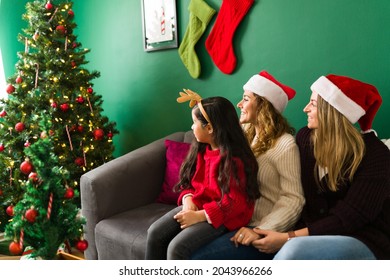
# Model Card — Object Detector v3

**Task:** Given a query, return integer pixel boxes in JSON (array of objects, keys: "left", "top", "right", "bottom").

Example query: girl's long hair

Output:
[
  {"left": 244, "top": 95, "right": 295, "bottom": 157},
  {"left": 311, "top": 95, "right": 365, "bottom": 191},
  {"left": 175, "top": 96, "right": 260, "bottom": 202}
]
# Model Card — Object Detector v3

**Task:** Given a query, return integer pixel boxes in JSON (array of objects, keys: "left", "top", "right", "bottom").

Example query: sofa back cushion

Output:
[{"left": 156, "top": 139, "right": 191, "bottom": 204}]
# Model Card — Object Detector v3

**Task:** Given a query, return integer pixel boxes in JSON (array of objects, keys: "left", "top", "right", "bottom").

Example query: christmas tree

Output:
[
  {"left": 0, "top": 0, "right": 118, "bottom": 251},
  {"left": 5, "top": 114, "right": 86, "bottom": 259}
]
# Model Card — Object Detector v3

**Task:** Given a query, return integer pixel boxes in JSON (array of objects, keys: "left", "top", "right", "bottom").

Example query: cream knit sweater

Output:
[{"left": 249, "top": 133, "right": 305, "bottom": 232}]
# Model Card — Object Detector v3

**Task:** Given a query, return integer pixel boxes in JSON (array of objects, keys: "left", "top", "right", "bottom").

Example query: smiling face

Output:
[
  {"left": 303, "top": 91, "right": 319, "bottom": 129},
  {"left": 237, "top": 91, "right": 259, "bottom": 125}
]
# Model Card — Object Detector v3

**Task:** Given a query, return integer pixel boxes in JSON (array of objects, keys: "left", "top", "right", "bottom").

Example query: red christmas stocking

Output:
[{"left": 205, "top": 0, "right": 254, "bottom": 74}]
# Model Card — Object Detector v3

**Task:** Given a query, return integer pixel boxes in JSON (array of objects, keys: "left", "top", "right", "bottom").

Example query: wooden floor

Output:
[
  {"left": 0, "top": 233, "right": 84, "bottom": 260},
  {"left": 0, "top": 244, "right": 84, "bottom": 260},
  {"left": 0, "top": 254, "right": 21, "bottom": 260},
  {"left": 0, "top": 251, "right": 84, "bottom": 260}
]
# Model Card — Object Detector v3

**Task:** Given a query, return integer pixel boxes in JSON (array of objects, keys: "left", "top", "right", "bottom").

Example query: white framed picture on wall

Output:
[{"left": 141, "top": 0, "right": 178, "bottom": 52}]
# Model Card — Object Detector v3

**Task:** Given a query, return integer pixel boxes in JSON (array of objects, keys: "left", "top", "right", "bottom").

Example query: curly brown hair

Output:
[{"left": 243, "top": 95, "right": 295, "bottom": 157}]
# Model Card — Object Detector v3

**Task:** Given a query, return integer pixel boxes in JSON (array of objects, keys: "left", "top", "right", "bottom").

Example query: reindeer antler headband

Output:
[{"left": 177, "top": 89, "right": 211, "bottom": 124}]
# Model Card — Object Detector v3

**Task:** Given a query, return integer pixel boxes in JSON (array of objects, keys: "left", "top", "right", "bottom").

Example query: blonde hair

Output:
[
  {"left": 244, "top": 95, "right": 295, "bottom": 157},
  {"left": 312, "top": 95, "right": 365, "bottom": 191}
]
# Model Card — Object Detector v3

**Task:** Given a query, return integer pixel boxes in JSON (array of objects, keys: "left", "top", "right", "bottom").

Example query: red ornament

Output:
[
  {"left": 20, "top": 160, "right": 33, "bottom": 175},
  {"left": 71, "top": 61, "right": 77, "bottom": 68},
  {"left": 60, "top": 103, "right": 70, "bottom": 112},
  {"left": 64, "top": 188, "right": 74, "bottom": 199},
  {"left": 28, "top": 172, "right": 39, "bottom": 182},
  {"left": 76, "top": 96, "right": 84, "bottom": 104},
  {"left": 68, "top": 10, "right": 74, "bottom": 18},
  {"left": 75, "top": 239, "right": 88, "bottom": 252},
  {"left": 56, "top": 25, "right": 66, "bottom": 35},
  {"left": 45, "top": 1, "right": 53, "bottom": 10},
  {"left": 0, "top": 110, "right": 7, "bottom": 117},
  {"left": 15, "top": 76, "right": 23, "bottom": 84},
  {"left": 74, "top": 157, "right": 85, "bottom": 167},
  {"left": 6, "top": 205, "right": 14, "bottom": 216},
  {"left": 6, "top": 84, "right": 15, "bottom": 94},
  {"left": 51, "top": 102, "right": 58, "bottom": 108},
  {"left": 25, "top": 208, "right": 38, "bottom": 223},
  {"left": 24, "top": 140, "right": 31, "bottom": 147},
  {"left": 15, "top": 122, "right": 25, "bottom": 132},
  {"left": 77, "top": 125, "right": 84, "bottom": 133},
  {"left": 72, "top": 42, "right": 78, "bottom": 49},
  {"left": 93, "top": 128, "right": 104, "bottom": 140},
  {"left": 70, "top": 124, "right": 77, "bottom": 132},
  {"left": 0, "top": 189, "right": 2, "bottom": 196},
  {"left": 0, "top": 143, "right": 4, "bottom": 152},
  {"left": 87, "top": 87, "right": 93, "bottom": 94},
  {"left": 9, "top": 241, "right": 23, "bottom": 256},
  {"left": 107, "top": 131, "right": 113, "bottom": 139}
]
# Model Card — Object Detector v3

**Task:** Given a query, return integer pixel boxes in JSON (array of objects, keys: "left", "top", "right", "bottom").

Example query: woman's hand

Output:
[
  {"left": 230, "top": 227, "right": 260, "bottom": 247},
  {"left": 251, "top": 228, "right": 288, "bottom": 254},
  {"left": 174, "top": 210, "right": 206, "bottom": 229}
]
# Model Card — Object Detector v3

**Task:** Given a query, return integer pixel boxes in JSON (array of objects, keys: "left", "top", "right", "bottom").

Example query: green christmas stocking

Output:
[{"left": 179, "top": 0, "right": 216, "bottom": 79}]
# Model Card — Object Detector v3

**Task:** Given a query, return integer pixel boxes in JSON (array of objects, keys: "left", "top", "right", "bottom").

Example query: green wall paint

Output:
[
  {"left": 2, "top": 0, "right": 389, "bottom": 158},
  {"left": 0, "top": 0, "right": 29, "bottom": 75}
]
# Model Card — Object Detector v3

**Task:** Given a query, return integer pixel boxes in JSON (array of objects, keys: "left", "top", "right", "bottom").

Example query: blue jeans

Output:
[
  {"left": 273, "top": 235, "right": 376, "bottom": 260},
  {"left": 191, "top": 229, "right": 275, "bottom": 260},
  {"left": 145, "top": 206, "right": 227, "bottom": 260}
]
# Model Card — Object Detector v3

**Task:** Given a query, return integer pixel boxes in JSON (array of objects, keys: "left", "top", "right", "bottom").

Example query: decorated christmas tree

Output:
[
  {"left": 5, "top": 114, "right": 86, "bottom": 259},
  {"left": 0, "top": 0, "right": 118, "bottom": 245}
]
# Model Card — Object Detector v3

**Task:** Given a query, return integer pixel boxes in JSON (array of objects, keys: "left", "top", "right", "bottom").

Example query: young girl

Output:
[
  {"left": 145, "top": 91, "right": 260, "bottom": 260},
  {"left": 192, "top": 70, "right": 304, "bottom": 259}
]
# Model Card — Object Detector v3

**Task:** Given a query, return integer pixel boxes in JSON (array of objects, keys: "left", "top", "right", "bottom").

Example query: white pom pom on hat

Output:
[{"left": 243, "top": 70, "right": 296, "bottom": 113}]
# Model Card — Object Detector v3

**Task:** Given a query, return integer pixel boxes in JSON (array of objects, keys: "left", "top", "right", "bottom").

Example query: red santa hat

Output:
[
  {"left": 243, "top": 70, "right": 296, "bottom": 113},
  {"left": 310, "top": 74, "right": 382, "bottom": 132}
]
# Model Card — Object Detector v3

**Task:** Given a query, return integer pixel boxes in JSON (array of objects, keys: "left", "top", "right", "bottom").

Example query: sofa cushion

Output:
[
  {"left": 156, "top": 139, "right": 191, "bottom": 204},
  {"left": 95, "top": 203, "right": 176, "bottom": 259}
]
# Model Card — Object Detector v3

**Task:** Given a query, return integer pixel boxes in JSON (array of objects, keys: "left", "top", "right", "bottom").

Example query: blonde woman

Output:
[
  {"left": 260, "top": 74, "right": 390, "bottom": 260},
  {"left": 192, "top": 71, "right": 305, "bottom": 259}
]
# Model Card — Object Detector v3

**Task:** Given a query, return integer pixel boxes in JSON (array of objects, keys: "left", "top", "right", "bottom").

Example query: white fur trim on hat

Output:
[
  {"left": 243, "top": 75, "right": 288, "bottom": 113},
  {"left": 310, "top": 76, "right": 365, "bottom": 123}
]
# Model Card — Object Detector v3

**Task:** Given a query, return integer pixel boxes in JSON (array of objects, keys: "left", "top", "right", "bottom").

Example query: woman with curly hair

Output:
[{"left": 192, "top": 71, "right": 305, "bottom": 259}]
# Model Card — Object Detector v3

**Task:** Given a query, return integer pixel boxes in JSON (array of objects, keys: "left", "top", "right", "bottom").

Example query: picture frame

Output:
[{"left": 141, "top": 0, "right": 178, "bottom": 52}]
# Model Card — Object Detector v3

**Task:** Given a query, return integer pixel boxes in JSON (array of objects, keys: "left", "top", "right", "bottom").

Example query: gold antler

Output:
[
  {"left": 177, "top": 89, "right": 202, "bottom": 108},
  {"left": 177, "top": 88, "right": 211, "bottom": 124}
]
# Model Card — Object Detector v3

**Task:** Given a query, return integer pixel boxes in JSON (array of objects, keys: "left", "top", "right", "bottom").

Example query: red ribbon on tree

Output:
[
  {"left": 19, "top": 229, "right": 24, "bottom": 248},
  {"left": 65, "top": 125, "right": 74, "bottom": 151},
  {"left": 49, "top": 8, "right": 58, "bottom": 23},
  {"left": 34, "top": 63, "right": 39, "bottom": 88},
  {"left": 47, "top": 192, "right": 53, "bottom": 219}
]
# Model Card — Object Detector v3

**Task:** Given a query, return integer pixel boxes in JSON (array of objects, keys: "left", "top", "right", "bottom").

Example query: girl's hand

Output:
[
  {"left": 182, "top": 196, "right": 198, "bottom": 211},
  {"left": 230, "top": 227, "right": 260, "bottom": 247},
  {"left": 251, "top": 228, "right": 288, "bottom": 254},
  {"left": 174, "top": 210, "right": 206, "bottom": 229}
]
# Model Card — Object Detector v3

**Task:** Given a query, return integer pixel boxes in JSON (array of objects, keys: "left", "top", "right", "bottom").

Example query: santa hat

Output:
[
  {"left": 243, "top": 70, "right": 296, "bottom": 113},
  {"left": 310, "top": 74, "right": 382, "bottom": 132}
]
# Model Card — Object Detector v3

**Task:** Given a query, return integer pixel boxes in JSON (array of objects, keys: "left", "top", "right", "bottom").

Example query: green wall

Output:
[{"left": 1, "top": 0, "right": 389, "bottom": 157}]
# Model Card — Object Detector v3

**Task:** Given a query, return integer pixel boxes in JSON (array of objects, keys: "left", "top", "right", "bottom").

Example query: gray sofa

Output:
[{"left": 80, "top": 131, "right": 194, "bottom": 260}]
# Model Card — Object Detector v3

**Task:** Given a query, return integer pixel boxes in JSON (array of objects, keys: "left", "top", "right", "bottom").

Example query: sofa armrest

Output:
[{"left": 80, "top": 131, "right": 188, "bottom": 259}]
